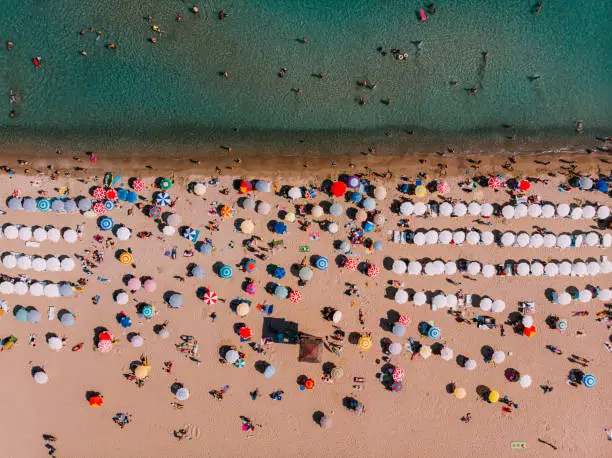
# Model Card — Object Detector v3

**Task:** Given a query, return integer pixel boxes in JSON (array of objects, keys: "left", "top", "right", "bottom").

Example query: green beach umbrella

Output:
[{"left": 159, "top": 178, "right": 173, "bottom": 190}]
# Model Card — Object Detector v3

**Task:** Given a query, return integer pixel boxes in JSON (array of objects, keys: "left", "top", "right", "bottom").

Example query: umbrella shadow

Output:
[
  {"left": 126, "top": 331, "right": 139, "bottom": 342},
  {"left": 346, "top": 207, "right": 357, "bottom": 220},
  {"left": 312, "top": 411, "right": 324, "bottom": 425},
  {"left": 456, "top": 354, "right": 468, "bottom": 367},
  {"left": 379, "top": 310, "right": 399, "bottom": 332},
  {"left": 431, "top": 342, "right": 444, "bottom": 355},
  {"left": 31, "top": 366, "right": 45, "bottom": 377},
  {"left": 385, "top": 286, "right": 397, "bottom": 300},
  {"left": 480, "top": 345, "right": 494, "bottom": 360},
  {"left": 380, "top": 337, "right": 392, "bottom": 352},
  {"left": 170, "top": 382, "right": 183, "bottom": 395},
  {"left": 290, "top": 263, "right": 302, "bottom": 278},
  {"left": 334, "top": 255, "right": 346, "bottom": 268},
  {"left": 348, "top": 332, "right": 361, "bottom": 345},
  {"left": 505, "top": 311, "right": 523, "bottom": 326},
  {"left": 57, "top": 309, "right": 71, "bottom": 320},
  {"left": 93, "top": 327, "right": 108, "bottom": 346},
  {"left": 383, "top": 257, "right": 394, "bottom": 271},
  {"left": 476, "top": 385, "right": 490, "bottom": 400},
  {"left": 322, "top": 362, "right": 336, "bottom": 375},
  {"left": 234, "top": 218, "right": 245, "bottom": 232},
  {"left": 85, "top": 390, "right": 101, "bottom": 401},
  {"left": 254, "top": 360, "right": 269, "bottom": 374},
  {"left": 212, "top": 261, "right": 225, "bottom": 276},
  {"left": 45, "top": 332, "right": 58, "bottom": 342},
  {"left": 544, "top": 288, "right": 557, "bottom": 302},
  {"left": 12, "top": 305, "right": 25, "bottom": 318},
  {"left": 218, "top": 345, "right": 233, "bottom": 358}
]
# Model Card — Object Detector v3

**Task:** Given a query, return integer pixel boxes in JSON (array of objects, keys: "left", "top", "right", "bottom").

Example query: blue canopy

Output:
[
  {"left": 273, "top": 266, "right": 286, "bottom": 279},
  {"left": 273, "top": 222, "right": 287, "bottom": 235},
  {"left": 595, "top": 179, "right": 609, "bottom": 193}
]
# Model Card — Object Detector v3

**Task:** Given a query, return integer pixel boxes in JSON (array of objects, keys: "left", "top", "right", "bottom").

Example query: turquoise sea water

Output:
[{"left": 0, "top": 0, "right": 610, "bottom": 148}]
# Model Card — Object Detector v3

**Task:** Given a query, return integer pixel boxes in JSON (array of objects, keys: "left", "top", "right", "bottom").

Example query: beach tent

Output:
[{"left": 298, "top": 337, "right": 323, "bottom": 363}]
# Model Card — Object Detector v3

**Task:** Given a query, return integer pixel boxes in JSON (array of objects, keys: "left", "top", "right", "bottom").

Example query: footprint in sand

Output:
[{"left": 183, "top": 424, "right": 201, "bottom": 439}]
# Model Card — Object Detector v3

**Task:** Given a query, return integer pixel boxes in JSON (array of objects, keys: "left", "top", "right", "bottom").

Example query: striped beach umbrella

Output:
[
  {"left": 582, "top": 373, "right": 596, "bottom": 388},
  {"left": 202, "top": 289, "right": 217, "bottom": 305},
  {"left": 141, "top": 304, "right": 154, "bottom": 319},
  {"left": 428, "top": 326, "right": 441, "bottom": 339},
  {"left": 156, "top": 192, "right": 172, "bottom": 206},
  {"left": 347, "top": 175, "right": 360, "bottom": 188},
  {"left": 104, "top": 200, "right": 115, "bottom": 211},
  {"left": 106, "top": 189, "right": 118, "bottom": 201},
  {"left": 93, "top": 202, "right": 106, "bottom": 215},
  {"left": 148, "top": 205, "right": 162, "bottom": 220},
  {"left": 220, "top": 205, "right": 233, "bottom": 218},
  {"left": 182, "top": 227, "right": 200, "bottom": 242},
  {"left": 37, "top": 198, "right": 51, "bottom": 212},
  {"left": 244, "top": 259, "right": 257, "bottom": 273},
  {"left": 343, "top": 257, "right": 358, "bottom": 271},
  {"left": 315, "top": 256, "right": 329, "bottom": 270},
  {"left": 392, "top": 367, "right": 405, "bottom": 382},
  {"left": 289, "top": 289, "right": 303, "bottom": 303},
  {"left": 98, "top": 216, "right": 114, "bottom": 231},
  {"left": 488, "top": 176, "right": 503, "bottom": 189},
  {"left": 93, "top": 187, "right": 106, "bottom": 200},
  {"left": 219, "top": 265, "right": 233, "bottom": 279},
  {"left": 367, "top": 264, "right": 380, "bottom": 278}
]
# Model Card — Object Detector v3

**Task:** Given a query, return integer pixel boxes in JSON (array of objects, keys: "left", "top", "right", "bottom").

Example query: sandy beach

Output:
[{"left": 0, "top": 149, "right": 610, "bottom": 458}]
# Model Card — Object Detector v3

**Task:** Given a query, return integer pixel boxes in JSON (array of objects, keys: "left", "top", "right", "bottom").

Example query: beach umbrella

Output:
[
  {"left": 582, "top": 373, "right": 596, "bottom": 388},
  {"left": 104, "top": 189, "right": 118, "bottom": 202},
  {"left": 6, "top": 197, "right": 23, "bottom": 211},
  {"left": 115, "top": 292, "right": 129, "bottom": 305},
  {"left": 558, "top": 261, "right": 572, "bottom": 276},
  {"left": 32, "top": 257, "right": 46, "bottom": 272},
  {"left": 17, "top": 255, "right": 31, "bottom": 270},
  {"left": 492, "top": 350, "right": 505, "bottom": 364},
  {"left": 598, "top": 289, "right": 611, "bottom": 301},
  {"left": 98, "top": 216, "right": 114, "bottom": 231},
  {"left": 527, "top": 203, "right": 542, "bottom": 217},
  {"left": 127, "top": 277, "right": 141, "bottom": 291},
  {"left": 299, "top": 266, "right": 313, "bottom": 281},
  {"left": 413, "top": 291, "right": 427, "bottom": 306},
  {"left": 374, "top": 186, "right": 387, "bottom": 200},
  {"left": 399, "top": 201, "right": 414, "bottom": 216},
  {"left": 358, "top": 335, "right": 373, "bottom": 351},
  {"left": 432, "top": 295, "right": 447, "bottom": 310},
  {"left": 425, "top": 230, "right": 439, "bottom": 245},
  {"left": 155, "top": 192, "right": 171, "bottom": 206},
  {"left": 33, "top": 370, "right": 48, "bottom": 385},
  {"left": 288, "top": 187, "right": 302, "bottom": 200},
  {"left": 582, "top": 205, "right": 596, "bottom": 219},
  {"left": 273, "top": 221, "right": 287, "bottom": 235},
  {"left": 397, "top": 314, "right": 410, "bottom": 326},
  {"left": 346, "top": 175, "right": 360, "bottom": 189},
  {"left": 516, "top": 232, "right": 530, "bottom": 247},
  {"left": 578, "top": 177, "right": 593, "bottom": 190},
  {"left": 596, "top": 206, "right": 610, "bottom": 219},
  {"left": 239, "top": 180, "right": 253, "bottom": 194},
  {"left": 579, "top": 289, "right": 592, "bottom": 303},
  {"left": 343, "top": 257, "right": 358, "bottom": 271},
  {"left": 255, "top": 180, "right": 271, "bottom": 193},
  {"left": 310, "top": 205, "right": 324, "bottom": 218},
  {"left": 478, "top": 231, "right": 492, "bottom": 246},
  {"left": 501, "top": 205, "right": 514, "bottom": 219},
  {"left": 392, "top": 323, "right": 406, "bottom": 337},
  {"left": 467, "top": 262, "right": 481, "bottom": 275},
  {"left": 556, "top": 203, "right": 570, "bottom": 217},
  {"left": 240, "top": 219, "right": 255, "bottom": 234},
  {"left": 114, "top": 226, "right": 131, "bottom": 241},
  {"left": 118, "top": 251, "right": 133, "bottom": 265},
  {"left": 236, "top": 302, "right": 250, "bottom": 317},
  {"left": 556, "top": 319, "right": 568, "bottom": 332},
  {"left": 139, "top": 304, "right": 153, "bottom": 319},
  {"left": 440, "top": 347, "right": 454, "bottom": 361},
  {"left": 427, "top": 326, "right": 441, "bottom": 339},
  {"left": 413, "top": 202, "right": 426, "bottom": 216},
  {"left": 420, "top": 345, "right": 432, "bottom": 359},
  {"left": 438, "top": 202, "right": 452, "bottom": 217},
  {"left": 315, "top": 256, "right": 329, "bottom": 270},
  {"left": 453, "top": 387, "right": 466, "bottom": 399},
  {"left": 118, "top": 313, "right": 132, "bottom": 328},
  {"left": 31, "top": 227, "right": 47, "bottom": 242},
  {"left": 2, "top": 253, "right": 16, "bottom": 269},
  {"left": 59, "top": 257, "right": 75, "bottom": 272},
  {"left": 92, "top": 187, "right": 106, "bottom": 200},
  {"left": 478, "top": 204, "right": 492, "bottom": 218},
  {"left": 25, "top": 308, "right": 41, "bottom": 324},
  {"left": 538, "top": 203, "right": 553, "bottom": 218},
  {"left": 274, "top": 285, "right": 288, "bottom": 299},
  {"left": 18, "top": 226, "right": 32, "bottom": 241},
  {"left": 62, "top": 229, "right": 78, "bottom": 244},
  {"left": 392, "top": 367, "right": 405, "bottom": 382},
  {"left": 558, "top": 292, "right": 571, "bottom": 305},
  {"left": 157, "top": 177, "right": 172, "bottom": 190},
  {"left": 197, "top": 241, "right": 213, "bottom": 255},
  {"left": 98, "top": 340, "right": 113, "bottom": 353},
  {"left": 29, "top": 282, "right": 44, "bottom": 297},
  {"left": 519, "top": 374, "right": 532, "bottom": 388},
  {"left": 14, "top": 281, "right": 28, "bottom": 295},
  {"left": 23, "top": 197, "right": 36, "bottom": 212},
  {"left": 362, "top": 198, "right": 376, "bottom": 210},
  {"left": 465, "top": 231, "right": 479, "bottom": 245},
  {"left": 530, "top": 262, "right": 544, "bottom": 277},
  {"left": 573, "top": 262, "right": 587, "bottom": 277},
  {"left": 518, "top": 179, "right": 531, "bottom": 191},
  {"left": 530, "top": 233, "right": 544, "bottom": 248},
  {"left": 488, "top": 177, "right": 502, "bottom": 189},
  {"left": 60, "top": 312, "right": 75, "bottom": 327},
  {"left": 190, "top": 265, "right": 204, "bottom": 279},
  {"left": 326, "top": 202, "right": 342, "bottom": 218},
  {"left": 467, "top": 202, "right": 481, "bottom": 216},
  {"left": 404, "top": 261, "right": 420, "bottom": 276},
  {"left": 587, "top": 261, "right": 600, "bottom": 276},
  {"left": 438, "top": 230, "right": 452, "bottom": 245},
  {"left": 51, "top": 200, "right": 65, "bottom": 213},
  {"left": 414, "top": 185, "right": 427, "bottom": 198},
  {"left": 543, "top": 233, "right": 556, "bottom": 248},
  {"left": 395, "top": 290, "right": 408, "bottom": 304},
  {"left": 77, "top": 197, "right": 93, "bottom": 212},
  {"left": 201, "top": 289, "right": 217, "bottom": 305},
  {"left": 331, "top": 310, "right": 342, "bottom": 323},
  {"left": 389, "top": 342, "right": 402, "bottom": 355},
  {"left": 570, "top": 207, "right": 583, "bottom": 220},
  {"left": 93, "top": 201, "right": 107, "bottom": 215},
  {"left": 337, "top": 241, "right": 351, "bottom": 254},
  {"left": 1, "top": 281, "right": 15, "bottom": 295},
  {"left": 252, "top": 200, "right": 270, "bottom": 215},
  {"left": 168, "top": 293, "right": 183, "bottom": 308},
  {"left": 47, "top": 336, "right": 63, "bottom": 351},
  {"left": 59, "top": 282, "right": 74, "bottom": 297},
  {"left": 219, "top": 265, "right": 233, "bottom": 279},
  {"left": 481, "top": 264, "right": 495, "bottom": 278},
  {"left": 241, "top": 198, "right": 256, "bottom": 212},
  {"left": 584, "top": 232, "right": 599, "bottom": 247},
  {"left": 522, "top": 315, "right": 534, "bottom": 328},
  {"left": 464, "top": 359, "right": 477, "bottom": 371},
  {"left": 125, "top": 191, "right": 138, "bottom": 204},
  {"left": 44, "top": 284, "right": 59, "bottom": 298},
  {"left": 480, "top": 297, "right": 492, "bottom": 312},
  {"left": 330, "top": 181, "right": 347, "bottom": 197},
  {"left": 392, "top": 260, "right": 407, "bottom": 275},
  {"left": 517, "top": 262, "right": 530, "bottom": 276},
  {"left": 436, "top": 182, "right": 450, "bottom": 195},
  {"left": 453, "top": 203, "right": 467, "bottom": 217},
  {"left": 175, "top": 387, "right": 190, "bottom": 401},
  {"left": 224, "top": 350, "right": 239, "bottom": 364},
  {"left": 413, "top": 232, "right": 426, "bottom": 246},
  {"left": 367, "top": 264, "right": 380, "bottom": 278},
  {"left": 272, "top": 266, "right": 286, "bottom": 279},
  {"left": 488, "top": 390, "right": 500, "bottom": 403},
  {"left": 36, "top": 197, "right": 51, "bottom": 212},
  {"left": 264, "top": 365, "right": 276, "bottom": 378},
  {"left": 289, "top": 289, "right": 303, "bottom": 303},
  {"left": 595, "top": 179, "right": 609, "bottom": 193}
]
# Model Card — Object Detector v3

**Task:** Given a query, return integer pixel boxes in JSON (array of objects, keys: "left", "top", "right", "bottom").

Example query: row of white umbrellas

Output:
[
  {"left": 390, "top": 257, "right": 611, "bottom": 277},
  {"left": 399, "top": 200, "right": 610, "bottom": 220},
  {"left": 395, "top": 289, "right": 506, "bottom": 313},
  {"left": 1, "top": 253, "right": 75, "bottom": 272},
  {"left": 405, "top": 229, "right": 610, "bottom": 248},
  {"left": 0, "top": 280, "right": 73, "bottom": 297},
  {"left": 553, "top": 288, "right": 612, "bottom": 305},
  {"left": 2, "top": 225, "right": 79, "bottom": 243}
]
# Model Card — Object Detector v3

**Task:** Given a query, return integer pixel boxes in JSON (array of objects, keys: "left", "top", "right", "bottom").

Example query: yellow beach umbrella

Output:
[
  {"left": 119, "top": 251, "right": 133, "bottom": 265},
  {"left": 220, "top": 205, "right": 233, "bottom": 218},
  {"left": 236, "top": 302, "right": 250, "bottom": 317},
  {"left": 453, "top": 387, "right": 467, "bottom": 399},
  {"left": 488, "top": 390, "right": 500, "bottom": 403},
  {"left": 240, "top": 219, "right": 254, "bottom": 234},
  {"left": 134, "top": 364, "right": 151, "bottom": 379},
  {"left": 420, "top": 345, "right": 432, "bottom": 359},
  {"left": 358, "top": 335, "right": 372, "bottom": 351},
  {"left": 415, "top": 185, "right": 427, "bottom": 198},
  {"left": 331, "top": 367, "right": 344, "bottom": 380},
  {"left": 285, "top": 212, "right": 296, "bottom": 223}
]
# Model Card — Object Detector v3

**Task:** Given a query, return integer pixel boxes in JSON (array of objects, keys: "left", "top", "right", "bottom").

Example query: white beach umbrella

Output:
[
  {"left": 413, "top": 291, "right": 427, "bottom": 306},
  {"left": 0, "top": 281, "right": 14, "bottom": 294},
  {"left": 18, "top": 226, "right": 32, "bottom": 241},
  {"left": 468, "top": 202, "right": 481, "bottom": 216},
  {"left": 47, "top": 228, "right": 61, "bottom": 243},
  {"left": 466, "top": 231, "right": 479, "bottom": 245},
  {"left": 438, "top": 230, "right": 452, "bottom": 244},
  {"left": 501, "top": 205, "right": 514, "bottom": 219},
  {"left": 601, "top": 257, "right": 612, "bottom": 274},
  {"left": 327, "top": 222, "right": 339, "bottom": 234},
  {"left": 354, "top": 209, "right": 367, "bottom": 223},
  {"left": 587, "top": 261, "right": 600, "bottom": 276},
  {"left": 400, "top": 201, "right": 414, "bottom": 216},
  {"left": 453, "top": 231, "right": 466, "bottom": 245},
  {"left": 584, "top": 232, "right": 600, "bottom": 247},
  {"left": 61, "top": 257, "right": 75, "bottom": 272},
  {"left": 453, "top": 203, "right": 467, "bottom": 217},
  {"left": 514, "top": 204, "right": 528, "bottom": 218},
  {"left": 444, "top": 261, "right": 457, "bottom": 275},
  {"left": 389, "top": 342, "right": 402, "bottom": 355},
  {"left": 530, "top": 262, "right": 544, "bottom": 276},
  {"left": 482, "top": 264, "right": 495, "bottom": 278},
  {"left": 3, "top": 254, "right": 17, "bottom": 269},
  {"left": 492, "top": 350, "right": 505, "bottom": 364},
  {"left": 558, "top": 261, "right": 572, "bottom": 276},
  {"left": 491, "top": 300, "right": 505, "bottom": 313},
  {"left": 516, "top": 232, "right": 530, "bottom": 247},
  {"left": 14, "top": 281, "right": 28, "bottom": 295},
  {"left": 424, "top": 262, "right": 436, "bottom": 276},
  {"left": 440, "top": 347, "right": 454, "bottom": 361},
  {"left": 541, "top": 204, "right": 555, "bottom": 218},
  {"left": 47, "top": 337, "right": 63, "bottom": 351},
  {"left": 310, "top": 205, "right": 323, "bottom": 218},
  {"left": 166, "top": 214, "right": 181, "bottom": 227},
  {"left": 528, "top": 204, "right": 542, "bottom": 217},
  {"left": 255, "top": 201, "right": 271, "bottom": 216},
  {"left": 116, "top": 227, "right": 131, "bottom": 241},
  {"left": 44, "top": 284, "right": 59, "bottom": 298},
  {"left": 413, "top": 202, "right": 426, "bottom": 216},
  {"left": 395, "top": 290, "right": 408, "bottom": 304},
  {"left": 467, "top": 262, "right": 481, "bottom": 275},
  {"left": 288, "top": 187, "right": 301, "bottom": 200},
  {"left": 193, "top": 183, "right": 207, "bottom": 196},
  {"left": 408, "top": 261, "right": 422, "bottom": 275},
  {"left": 596, "top": 206, "right": 610, "bottom": 219},
  {"left": 242, "top": 198, "right": 256, "bottom": 212},
  {"left": 558, "top": 292, "right": 571, "bottom": 305},
  {"left": 432, "top": 294, "right": 447, "bottom": 310},
  {"left": 413, "top": 232, "right": 426, "bottom": 246},
  {"left": 63, "top": 229, "right": 78, "bottom": 244},
  {"left": 116, "top": 292, "right": 129, "bottom": 305},
  {"left": 519, "top": 374, "right": 532, "bottom": 388},
  {"left": 572, "top": 262, "right": 587, "bottom": 277},
  {"left": 517, "top": 262, "right": 530, "bottom": 276},
  {"left": 529, "top": 233, "right": 544, "bottom": 248},
  {"left": 603, "top": 234, "right": 612, "bottom": 248},
  {"left": 46, "top": 257, "right": 61, "bottom": 272},
  {"left": 500, "top": 232, "right": 516, "bottom": 247},
  {"left": 434, "top": 260, "right": 446, "bottom": 275},
  {"left": 522, "top": 316, "right": 534, "bottom": 328},
  {"left": 479, "top": 297, "right": 492, "bottom": 312},
  {"left": 374, "top": 186, "right": 387, "bottom": 200},
  {"left": 447, "top": 294, "right": 458, "bottom": 309},
  {"left": 557, "top": 234, "right": 571, "bottom": 249},
  {"left": 582, "top": 205, "right": 596, "bottom": 219},
  {"left": 17, "top": 256, "right": 31, "bottom": 270},
  {"left": 33, "top": 227, "right": 48, "bottom": 242},
  {"left": 32, "top": 257, "right": 47, "bottom": 272},
  {"left": 29, "top": 282, "right": 44, "bottom": 296},
  {"left": 328, "top": 203, "right": 343, "bottom": 217},
  {"left": 544, "top": 263, "right": 559, "bottom": 277},
  {"left": 439, "top": 202, "right": 452, "bottom": 217},
  {"left": 481, "top": 231, "right": 494, "bottom": 246},
  {"left": 392, "top": 260, "right": 407, "bottom": 275},
  {"left": 480, "top": 203, "right": 494, "bottom": 217},
  {"left": 425, "top": 230, "right": 439, "bottom": 245},
  {"left": 543, "top": 233, "right": 556, "bottom": 248},
  {"left": 557, "top": 203, "right": 570, "bottom": 217},
  {"left": 362, "top": 198, "right": 376, "bottom": 210},
  {"left": 597, "top": 289, "right": 611, "bottom": 301},
  {"left": 4, "top": 225, "right": 18, "bottom": 239},
  {"left": 464, "top": 359, "right": 477, "bottom": 371},
  {"left": 570, "top": 207, "right": 583, "bottom": 220}
]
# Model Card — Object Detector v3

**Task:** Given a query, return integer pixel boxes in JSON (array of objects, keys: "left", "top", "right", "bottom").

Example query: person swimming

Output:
[{"left": 219, "top": 10, "right": 226, "bottom": 20}]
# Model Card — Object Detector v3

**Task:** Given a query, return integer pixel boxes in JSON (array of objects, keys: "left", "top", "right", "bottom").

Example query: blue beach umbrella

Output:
[
  {"left": 373, "top": 241, "right": 383, "bottom": 251},
  {"left": 77, "top": 198, "right": 92, "bottom": 212},
  {"left": 14, "top": 308, "right": 28, "bottom": 322},
  {"left": 273, "top": 222, "right": 287, "bottom": 235},
  {"left": 198, "top": 241, "right": 213, "bottom": 254},
  {"left": 98, "top": 216, "right": 114, "bottom": 231},
  {"left": 428, "top": 326, "right": 441, "bottom": 339},
  {"left": 37, "top": 198, "right": 51, "bottom": 212},
  {"left": 219, "top": 265, "right": 233, "bottom": 279},
  {"left": 264, "top": 365, "right": 276, "bottom": 378},
  {"left": 315, "top": 256, "right": 329, "bottom": 270},
  {"left": 392, "top": 323, "right": 406, "bottom": 337},
  {"left": 27, "top": 308, "right": 41, "bottom": 324},
  {"left": 362, "top": 198, "right": 376, "bottom": 210},
  {"left": 127, "top": 191, "right": 138, "bottom": 204},
  {"left": 64, "top": 199, "right": 77, "bottom": 213},
  {"left": 272, "top": 266, "right": 286, "bottom": 279},
  {"left": 104, "top": 200, "right": 115, "bottom": 211},
  {"left": 117, "top": 189, "right": 128, "bottom": 201},
  {"left": 595, "top": 179, "right": 609, "bottom": 193},
  {"left": 51, "top": 199, "right": 65, "bottom": 213},
  {"left": 347, "top": 175, "right": 360, "bottom": 189},
  {"left": 274, "top": 285, "right": 288, "bottom": 299},
  {"left": 60, "top": 312, "right": 75, "bottom": 327},
  {"left": 350, "top": 192, "right": 362, "bottom": 204},
  {"left": 119, "top": 315, "right": 132, "bottom": 328},
  {"left": 168, "top": 293, "right": 183, "bottom": 309},
  {"left": 191, "top": 266, "right": 205, "bottom": 279},
  {"left": 183, "top": 227, "right": 200, "bottom": 242},
  {"left": 58, "top": 283, "right": 73, "bottom": 297},
  {"left": 582, "top": 373, "right": 596, "bottom": 388},
  {"left": 363, "top": 221, "right": 375, "bottom": 233},
  {"left": 7, "top": 197, "right": 22, "bottom": 211},
  {"left": 141, "top": 304, "right": 154, "bottom": 319},
  {"left": 156, "top": 192, "right": 172, "bottom": 206},
  {"left": 23, "top": 197, "right": 37, "bottom": 212}
]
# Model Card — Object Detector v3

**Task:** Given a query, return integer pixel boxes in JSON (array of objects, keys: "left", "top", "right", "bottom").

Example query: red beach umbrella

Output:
[
  {"left": 392, "top": 367, "right": 405, "bottom": 382},
  {"left": 98, "top": 332, "right": 113, "bottom": 341},
  {"left": 203, "top": 290, "right": 217, "bottom": 305},
  {"left": 93, "top": 187, "right": 106, "bottom": 200},
  {"left": 131, "top": 179, "right": 145, "bottom": 192},
  {"left": 436, "top": 182, "right": 450, "bottom": 195},
  {"left": 523, "top": 326, "right": 536, "bottom": 337},
  {"left": 367, "top": 264, "right": 380, "bottom": 278},
  {"left": 106, "top": 189, "right": 118, "bottom": 201},
  {"left": 93, "top": 202, "right": 106, "bottom": 215},
  {"left": 239, "top": 327, "right": 252, "bottom": 339},
  {"left": 89, "top": 395, "right": 104, "bottom": 407},
  {"left": 330, "top": 181, "right": 347, "bottom": 197},
  {"left": 289, "top": 289, "right": 303, "bottom": 303},
  {"left": 518, "top": 180, "right": 530, "bottom": 191},
  {"left": 343, "top": 257, "right": 358, "bottom": 271},
  {"left": 239, "top": 181, "right": 253, "bottom": 194},
  {"left": 398, "top": 314, "right": 410, "bottom": 326},
  {"left": 488, "top": 177, "right": 503, "bottom": 190}
]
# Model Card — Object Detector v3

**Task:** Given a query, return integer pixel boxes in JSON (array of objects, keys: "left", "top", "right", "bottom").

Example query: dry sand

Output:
[{"left": 0, "top": 150, "right": 610, "bottom": 458}]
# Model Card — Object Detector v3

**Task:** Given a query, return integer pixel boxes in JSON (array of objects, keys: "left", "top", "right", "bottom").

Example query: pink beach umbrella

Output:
[
  {"left": 246, "top": 283, "right": 257, "bottom": 295},
  {"left": 367, "top": 264, "right": 380, "bottom": 278},
  {"left": 97, "top": 340, "right": 113, "bottom": 353},
  {"left": 436, "top": 182, "right": 450, "bottom": 195},
  {"left": 488, "top": 177, "right": 503, "bottom": 190},
  {"left": 93, "top": 187, "right": 106, "bottom": 200},
  {"left": 392, "top": 367, "right": 405, "bottom": 382},
  {"left": 132, "top": 178, "right": 145, "bottom": 192},
  {"left": 343, "top": 257, "right": 358, "bottom": 271},
  {"left": 128, "top": 277, "right": 142, "bottom": 291},
  {"left": 143, "top": 279, "right": 156, "bottom": 293},
  {"left": 203, "top": 290, "right": 218, "bottom": 305},
  {"left": 398, "top": 314, "right": 410, "bottom": 326},
  {"left": 93, "top": 202, "right": 106, "bottom": 215},
  {"left": 289, "top": 289, "right": 303, "bottom": 303}
]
